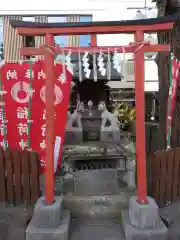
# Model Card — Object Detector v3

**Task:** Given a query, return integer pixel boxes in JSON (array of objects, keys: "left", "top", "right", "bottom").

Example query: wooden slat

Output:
[
  {"left": 21, "top": 151, "right": 31, "bottom": 205},
  {"left": 145, "top": 125, "right": 151, "bottom": 155},
  {"left": 158, "top": 151, "right": 168, "bottom": 207},
  {"left": 29, "top": 151, "right": 40, "bottom": 204},
  {"left": 151, "top": 127, "right": 158, "bottom": 153},
  {"left": 4, "top": 149, "right": 14, "bottom": 205},
  {"left": 172, "top": 148, "right": 180, "bottom": 201},
  {"left": 165, "top": 149, "right": 174, "bottom": 203},
  {"left": 150, "top": 147, "right": 180, "bottom": 207},
  {"left": 178, "top": 146, "right": 180, "bottom": 197},
  {"left": 12, "top": 150, "right": 22, "bottom": 205},
  {"left": 151, "top": 152, "right": 161, "bottom": 203},
  {"left": 147, "top": 153, "right": 153, "bottom": 196},
  {"left": 0, "top": 148, "right": 6, "bottom": 202}
]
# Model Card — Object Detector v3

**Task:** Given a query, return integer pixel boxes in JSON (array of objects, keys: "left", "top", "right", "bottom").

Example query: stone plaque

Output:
[
  {"left": 83, "top": 130, "right": 100, "bottom": 141},
  {"left": 82, "top": 117, "right": 101, "bottom": 141}
]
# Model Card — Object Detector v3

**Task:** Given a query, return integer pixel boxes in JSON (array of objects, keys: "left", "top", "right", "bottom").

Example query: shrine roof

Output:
[{"left": 10, "top": 13, "right": 180, "bottom": 29}]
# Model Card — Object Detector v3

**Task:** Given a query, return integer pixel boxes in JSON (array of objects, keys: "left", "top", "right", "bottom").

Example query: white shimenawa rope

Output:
[
  {"left": 78, "top": 51, "right": 83, "bottom": 82},
  {"left": 107, "top": 48, "right": 111, "bottom": 81},
  {"left": 121, "top": 46, "right": 126, "bottom": 80},
  {"left": 93, "top": 51, "right": 97, "bottom": 82}
]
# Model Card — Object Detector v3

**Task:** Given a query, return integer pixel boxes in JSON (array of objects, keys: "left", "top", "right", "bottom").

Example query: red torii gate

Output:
[{"left": 10, "top": 15, "right": 177, "bottom": 206}]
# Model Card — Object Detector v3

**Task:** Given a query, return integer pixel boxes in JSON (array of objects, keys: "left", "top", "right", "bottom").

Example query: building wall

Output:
[
  {"left": 34, "top": 16, "right": 47, "bottom": 58},
  {"left": 67, "top": 15, "right": 80, "bottom": 46},
  {"left": 3, "top": 15, "right": 47, "bottom": 62},
  {"left": 3, "top": 16, "right": 23, "bottom": 62},
  {"left": 3, "top": 15, "right": 81, "bottom": 62}
]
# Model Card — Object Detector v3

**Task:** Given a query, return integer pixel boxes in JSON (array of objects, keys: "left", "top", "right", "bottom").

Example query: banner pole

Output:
[
  {"left": 44, "top": 34, "right": 55, "bottom": 205},
  {"left": 0, "top": 66, "right": 8, "bottom": 149},
  {"left": 27, "top": 61, "right": 33, "bottom": 150}
]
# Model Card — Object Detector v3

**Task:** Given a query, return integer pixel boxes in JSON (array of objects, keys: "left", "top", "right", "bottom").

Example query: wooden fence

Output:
[
  {"left": 145, "top": 122, "right": 159, "bottom": 155},
  {"left": 0, "top": 148, "right": 41, "bottom": 206},
  {"left": 149, "top": 147, "right": 180, "bottom": 207}
]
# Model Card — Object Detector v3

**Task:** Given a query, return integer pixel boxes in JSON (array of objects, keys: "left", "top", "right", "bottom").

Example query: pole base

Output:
[
  {"left": 33, "top": 196, "right": 63, "bottom": 228},
  {"left": 121, "top": 196, "right": 168, "bottom": 240},
  {"left": 26, "top": 209, "right": 70, "bottom": 240},
  {"left": 129, "top": 196, "right": 159, "bottom": 229}
]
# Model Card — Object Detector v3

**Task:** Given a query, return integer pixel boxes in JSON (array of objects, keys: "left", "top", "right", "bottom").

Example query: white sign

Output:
[{"left": 54, "top": 136, "right": 61, "bottom": 173}]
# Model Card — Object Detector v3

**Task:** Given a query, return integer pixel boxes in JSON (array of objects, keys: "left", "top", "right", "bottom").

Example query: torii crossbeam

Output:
[{"left": 10, "top": 14, "right": 178, "bottom": 206}]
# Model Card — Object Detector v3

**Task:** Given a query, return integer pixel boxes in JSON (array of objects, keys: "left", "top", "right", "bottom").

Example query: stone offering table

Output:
[{"left": 63, "top": 138, "right": 136, "bottom": 191}]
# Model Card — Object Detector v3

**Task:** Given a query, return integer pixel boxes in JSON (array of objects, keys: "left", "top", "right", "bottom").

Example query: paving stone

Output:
[
  {"left": 0, "top": 206, "right": 32, "bottom": 240},
  {"left": 168, "top": 216, "right": 180, "bottom": 240},
  {"left": 0, "top": 221, "right": 9, "bottom": 240}
]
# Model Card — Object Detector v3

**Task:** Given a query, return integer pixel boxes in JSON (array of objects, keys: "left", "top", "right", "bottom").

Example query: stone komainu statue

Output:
[
  {"left": 65, "top": 102, "right": 84, "bottom": 143},
  {"left": 98, "top": 101, "right": 120, "bottom": 142},
  {"left": 66, "top": 101, "right": 84, "bottom": 130}
]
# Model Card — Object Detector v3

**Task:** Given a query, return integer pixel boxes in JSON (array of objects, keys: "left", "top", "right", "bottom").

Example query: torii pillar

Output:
[{"left": 10, "top": 17, "right": 175, "bottom": 210}]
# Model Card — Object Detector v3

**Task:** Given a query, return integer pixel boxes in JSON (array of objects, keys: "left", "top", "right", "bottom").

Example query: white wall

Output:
[
  {"left": 0, "top": 0, "right": 156, "bottom": 16},
  {"left": 0, "top": 0, "right": 124, "bottom": 15}
]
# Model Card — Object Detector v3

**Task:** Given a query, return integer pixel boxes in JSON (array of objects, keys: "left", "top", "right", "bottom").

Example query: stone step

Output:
[
  {"left": 69, "top": 217, "right": 125, "bottom": 240},
  {"left": 71, "top": 216, "right": 121, "bottom": 226},
  {"left": 70, "top": 225, "right": 125, "bottom": 240},
  {"left": 63, "top": 191, "right": 136, "bottom": 218}
]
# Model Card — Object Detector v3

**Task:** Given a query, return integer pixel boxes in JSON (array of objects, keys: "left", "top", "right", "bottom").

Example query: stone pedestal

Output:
[
  {"left": 122, "top": 196, "right": 168, "bottom": 240},
  {"left": 122, "top": 157, "right": 136, "bottom": 190},
  {"left": 100, "top": 129, "right": 120, "bottom": 142},
  {"left": 26, "top": 196, "right": 70, "bottom": 240},
  {"left": 64, "top": 130, "right": 82, "bottom": 144}
]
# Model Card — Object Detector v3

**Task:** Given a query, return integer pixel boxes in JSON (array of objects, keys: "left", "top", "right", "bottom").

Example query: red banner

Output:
[
  {"left": 30, "top": 60, "right": 71, "bottom": 173},
  {"left": 0, "top": 61, "right": 71, "bottom": 173},
  {"left": 166, "top": 57, "right": 180, "bottom": 143},
  {"left": 1, "top": 63, "right": 37, "bottom": 150},
  {"left": 171, "top": 58, "right": 180, "bottom": 122}
]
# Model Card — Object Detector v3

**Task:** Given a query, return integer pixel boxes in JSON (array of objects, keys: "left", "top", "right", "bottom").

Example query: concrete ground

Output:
[
  {"left": 1, "top": 200, "right": 180, "bottom": 240},
  {"left": 159, "top": 200, "right": 180, "bottom": 240},
  {"left": 0, "top": 205, "right": 126, "bottom": 240},
  {"left": 0, "top": 204, "right": 33, "bottom": 240}
]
